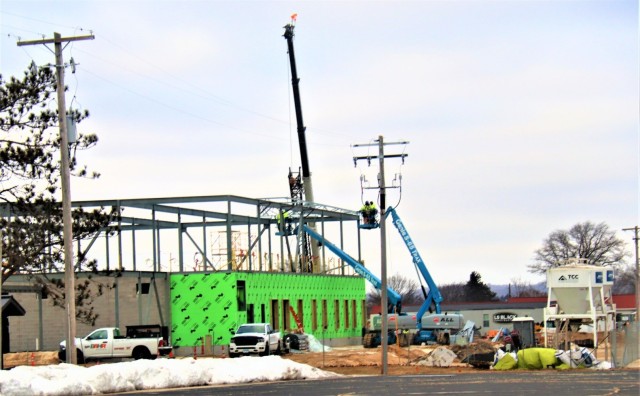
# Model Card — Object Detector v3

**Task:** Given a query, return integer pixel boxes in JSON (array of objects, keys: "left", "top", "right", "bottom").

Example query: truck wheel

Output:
[
  {"left": 284, "top": 334, "right": 299, "bottom": 350},
  {"left": 260, "top": 344, "right": 270, "bottom": 357},
  {"left": 275, "top": 341, "right": 282, "bottom": 355},
  {"left": 76, "top": 350, "right": 85, "bottom": 364},
  {"left": 229, "top": 352, "right": 239, "bottom": 358},
  {"left": 132, "top": 346, "right": 152, "bottom": 360}
]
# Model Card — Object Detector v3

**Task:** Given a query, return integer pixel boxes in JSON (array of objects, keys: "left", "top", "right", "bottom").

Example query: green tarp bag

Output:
[
  {"left": 517, "top": 348, "right": 558, "bottom": 369},
  {"left": 493, "top": 352, "right": 518, "bottom": 370}
]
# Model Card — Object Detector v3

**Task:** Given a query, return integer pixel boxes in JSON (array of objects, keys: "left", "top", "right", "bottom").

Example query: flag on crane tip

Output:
[{"left": 291, "top": 13, "right": 298, "bottom": 21}]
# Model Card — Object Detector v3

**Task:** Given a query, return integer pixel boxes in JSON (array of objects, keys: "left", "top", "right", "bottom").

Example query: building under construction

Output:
[
  {"left": 4, "top": 195, "right": 369, "bottom": 354},
  {"left": 3, "top": 21, "right": 376, "bottom": 355}
]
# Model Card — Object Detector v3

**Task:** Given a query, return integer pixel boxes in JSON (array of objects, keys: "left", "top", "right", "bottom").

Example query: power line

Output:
[{"left": 5, "top": 13, "right": 355, "bottom": 145}]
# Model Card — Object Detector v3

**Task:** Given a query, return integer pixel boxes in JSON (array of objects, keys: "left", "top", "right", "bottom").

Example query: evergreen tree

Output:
[
  {"left": 0, "top": 64, "right": 115, "bottom": 325},
  {"left": 464, "top": 271, "right": 497, "bottom": 302}
]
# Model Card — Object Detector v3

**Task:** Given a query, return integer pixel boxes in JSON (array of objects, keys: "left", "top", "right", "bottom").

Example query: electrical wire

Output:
[
  {"left": 4, "top": 11, "right": 359, "bottom": 148},
  {"left": 81, "top": 68, "right": 285, "bottom": 140}
]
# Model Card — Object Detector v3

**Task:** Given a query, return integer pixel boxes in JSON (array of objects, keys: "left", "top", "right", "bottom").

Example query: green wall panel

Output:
[
  {"left": 170, "top": 272, "right": 366, "bottom": 347},
  {"left": 170, "top": 272, "right": 239, "bottom": 347}
]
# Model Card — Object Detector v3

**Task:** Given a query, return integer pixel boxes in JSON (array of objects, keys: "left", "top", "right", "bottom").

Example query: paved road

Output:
[{"left": 121, "top": 370, "right": 639, "bottom": 395}]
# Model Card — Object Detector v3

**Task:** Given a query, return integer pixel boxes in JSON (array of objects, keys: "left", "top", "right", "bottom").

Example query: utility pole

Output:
[
  {"left": 0, "top": 229, "right": 3, "bottom": 370},
  {"left": 353, "top": 136, "right": 408, "bottom": 376},
  {"left": 17, "top": 32, "right": 94, "bottom": 364},
  {"left": 622, "top": 226, "right": 639, "bottom": 324}
]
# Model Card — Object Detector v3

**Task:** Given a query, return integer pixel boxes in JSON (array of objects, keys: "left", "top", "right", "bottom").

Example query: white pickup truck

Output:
[
  {"left": 229, "top": 323, "right": 289, "bottom": 358},
  {"left": 58, "top": 326, "right": 172, "bottom": 363}
]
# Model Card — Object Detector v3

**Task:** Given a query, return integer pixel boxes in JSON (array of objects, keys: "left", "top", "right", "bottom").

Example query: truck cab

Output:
[
  {"left": 81, "top": 328, "right": 116, "bottom": 359},
  {"left": 229, "top": 323, "right": 288, "bottom": 357}
]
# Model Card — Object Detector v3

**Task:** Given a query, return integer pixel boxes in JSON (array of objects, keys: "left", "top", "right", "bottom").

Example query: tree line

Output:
[{"left": 368, "top": 221, "right": 636, "bottom": 306}]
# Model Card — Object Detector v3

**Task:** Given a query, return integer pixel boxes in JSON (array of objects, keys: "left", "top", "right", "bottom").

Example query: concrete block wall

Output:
[{"left": 4, "top": 272, "right": 170, "bottom": 352}]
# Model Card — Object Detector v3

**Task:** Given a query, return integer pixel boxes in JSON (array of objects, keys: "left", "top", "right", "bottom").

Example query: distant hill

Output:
[{"left": 489, "top": 281, "right": 546, "bottom": 298}]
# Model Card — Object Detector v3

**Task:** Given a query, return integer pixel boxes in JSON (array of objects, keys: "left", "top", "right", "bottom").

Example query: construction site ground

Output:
[
  {"left": 289, "top": 338, "right": 640, "bottom": 376},
  {"left": 283, "top": 341, "right": 501, "bottom": 375},
  {"left": 2, "top": 343, "right": 489, "bottom": 375},
  {"left": 4, "top": 339, "right": 639, "bottom": 376}
]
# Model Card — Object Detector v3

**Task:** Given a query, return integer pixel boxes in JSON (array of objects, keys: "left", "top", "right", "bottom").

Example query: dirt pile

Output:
[
  {"left": 451, "top": 339, "right": 497, "bottom": 361},
  {"left": 3, "top": 351, "right": 59, "bottom": 369}
]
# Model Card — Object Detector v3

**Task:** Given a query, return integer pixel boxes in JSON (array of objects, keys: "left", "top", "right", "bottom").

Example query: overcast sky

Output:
[{"left": 1, "top": 1, "right": 638, "bottom": 286}]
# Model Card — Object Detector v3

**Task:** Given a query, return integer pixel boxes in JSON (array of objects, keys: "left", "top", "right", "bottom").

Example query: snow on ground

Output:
[
  {"left": 306, "top": 334, "right": 332, "bottom": 352},
  {"left": 0, "top": 356, "right": 340, "bottom": 396}
]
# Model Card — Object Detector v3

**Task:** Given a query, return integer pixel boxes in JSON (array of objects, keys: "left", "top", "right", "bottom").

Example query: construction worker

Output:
[
  {"left": 367, "top": 201, "right": 378, "bottom": 224},
  {"left": 360, "top": 202, "right": 370, "bottom": 224},
  {"left": 276, "top": 211, "right": 290, "bottom": 233},
  {"left": 284, "top": 211, "right": 292, "bottom": 233}
]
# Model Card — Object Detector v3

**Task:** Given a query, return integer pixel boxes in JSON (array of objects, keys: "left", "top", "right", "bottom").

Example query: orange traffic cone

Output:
[
  {"left": 30, "top": 352, "right": 35, "bottom": 366},
  {"left": 169, "top": 350, "right": 174, "bottom": 359}
]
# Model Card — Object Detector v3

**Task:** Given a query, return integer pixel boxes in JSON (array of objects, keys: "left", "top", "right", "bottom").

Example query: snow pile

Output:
[
  {"left": 0, "top": 356, "right": 340, "bottom": 396},
  {"left": 306, "top": 334, "right": 332, "bottom": 352}
]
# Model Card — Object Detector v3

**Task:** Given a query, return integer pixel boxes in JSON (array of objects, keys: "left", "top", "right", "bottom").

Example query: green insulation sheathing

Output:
[{"left": 170, "top": 272, "right": 365, "bottom": 347}]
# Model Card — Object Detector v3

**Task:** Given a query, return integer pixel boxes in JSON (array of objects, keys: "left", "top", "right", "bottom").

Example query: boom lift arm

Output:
[
  {"left": 386, "top": 207, "right": 444, "bottom": 329},
  {"left": 301, "top": 224, "right": 402, "bottom": 313}
]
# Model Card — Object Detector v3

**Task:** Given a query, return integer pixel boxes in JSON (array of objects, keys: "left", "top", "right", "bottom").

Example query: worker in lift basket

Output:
[
  {"left": 276, "top": 211, "right": 292, "bottom": 233},
  {"left": 360, "top": 202, "right": 370, "bottom": 224},
  {"left": 366, "top": 201, "right": 378, "bottom": 224}
]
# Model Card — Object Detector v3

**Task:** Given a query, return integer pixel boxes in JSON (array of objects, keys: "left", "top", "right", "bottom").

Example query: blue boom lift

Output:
[{"left": 300, "top": 208, "right": 466, "bottom": 348}]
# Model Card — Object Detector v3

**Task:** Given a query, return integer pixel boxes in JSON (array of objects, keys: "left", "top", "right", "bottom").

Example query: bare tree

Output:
[
  {"left": 528, "top": 221, "right": 628, "bottom": 275},
  {"left": 508, "top": 277, "right": 546, "bottom": 298},
  {"left": 366, "top": 273, "right": 423, "bottom": 311},
  {"left": 438, "top": 282, "right": 466, "bottom": 302},
  {"left": 612, "top": 264, "right": 637, "bottom": 295}
]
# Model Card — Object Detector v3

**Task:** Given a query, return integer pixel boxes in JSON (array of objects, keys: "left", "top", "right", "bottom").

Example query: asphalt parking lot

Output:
[{"left": 118, "top": 369, "right": 639, "bottom": 395}]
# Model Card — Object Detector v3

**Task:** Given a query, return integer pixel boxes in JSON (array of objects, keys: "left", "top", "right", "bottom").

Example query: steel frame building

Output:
[{"left": 2, "top": 195, "right": 371, "bottom": 352}]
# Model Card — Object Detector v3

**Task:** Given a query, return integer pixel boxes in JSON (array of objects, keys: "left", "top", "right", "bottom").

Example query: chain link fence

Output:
[{"left": 610, "top": 321, "right": 639, "bottom": 368}]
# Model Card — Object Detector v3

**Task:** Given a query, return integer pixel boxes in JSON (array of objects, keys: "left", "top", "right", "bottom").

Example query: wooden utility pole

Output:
[
  {"left": 17, "top": 32, "right": 94, "bottom": 364},
  {"left": 0, "top": 229, "right": 3, "bottom": 370},
  {"left": 378, "top": 136, "right": 389, "bottom": 376},
  {"left": 353, "top": 137, "right": 408, "bottom": 375},
  {"left": 622, "top": 226, "right": 639, "bottom": 323}
]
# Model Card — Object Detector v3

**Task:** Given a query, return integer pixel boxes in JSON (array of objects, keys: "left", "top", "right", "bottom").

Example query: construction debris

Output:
[{"left": 415, "top": 346, "right": 457, "bottom": 367}]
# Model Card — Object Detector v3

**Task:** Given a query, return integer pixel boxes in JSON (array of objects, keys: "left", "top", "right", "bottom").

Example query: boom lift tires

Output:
[{"left": 363, "top": 333, "right": 378, "bottom": 348}]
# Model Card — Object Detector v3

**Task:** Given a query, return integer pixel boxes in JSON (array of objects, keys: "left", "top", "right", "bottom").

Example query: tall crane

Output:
[{"left": 283, "top": 19, "right": 321, "bottom": 273}]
